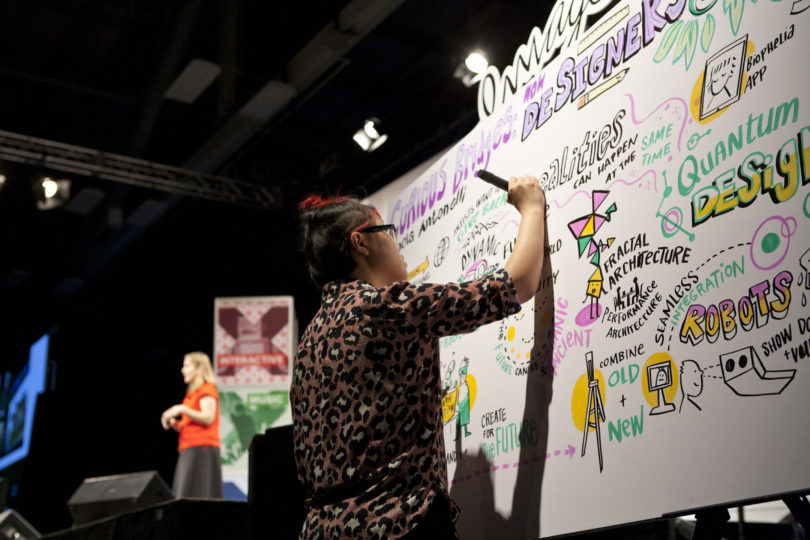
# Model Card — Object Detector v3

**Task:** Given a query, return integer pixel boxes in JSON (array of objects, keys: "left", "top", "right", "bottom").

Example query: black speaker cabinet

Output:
[
  {"left": 0, "top": 509, "right": 41, "bottom": 539},
  {"left": 67, "top": 471, "right": 173, "bottom": 525},
  {"left": 249, "top": 425, "right": 306, "bottom": 540}
]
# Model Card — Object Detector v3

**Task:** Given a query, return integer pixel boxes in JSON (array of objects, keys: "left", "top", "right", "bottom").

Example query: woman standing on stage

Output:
[
  {"left": 292, "top": 176, "right": 546, "bottom": 539},
  {"left": 161, "top": 351, "right": 224, "bottom": 499}
]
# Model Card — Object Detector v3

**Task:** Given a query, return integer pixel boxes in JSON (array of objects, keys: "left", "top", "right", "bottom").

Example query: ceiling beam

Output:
[
  {"left": 185, "top": 0, "right": 405, "bottom": 174},
  {"left": 127, "top": 0, "right": 203, "bottom": 158},
  {"left": 0, "top": 129, "right": 275, "bottom": 209}
]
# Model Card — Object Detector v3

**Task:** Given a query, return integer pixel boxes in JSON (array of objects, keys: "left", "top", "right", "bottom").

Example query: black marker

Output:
[{"left": 476, "top": 170, "right": 509, "bottom": 191}]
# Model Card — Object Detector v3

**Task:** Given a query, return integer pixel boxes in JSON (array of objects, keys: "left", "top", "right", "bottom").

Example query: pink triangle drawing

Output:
[
  {"left": 568, "top": 216, "right": 591, "bottom": 238},
  {"left": 592, "top": 215, "right": 606, "bottom": 234},
  {"left": 592, "top": 191, "right": 609, "bottom": 212},
  {"left": 588, "top": 240, "right": 598, "bottom": 256}
]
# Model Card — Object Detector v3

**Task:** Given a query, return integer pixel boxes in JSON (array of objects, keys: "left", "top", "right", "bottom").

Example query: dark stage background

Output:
[{"left": 0, "top": 0, "right": 559, "bottom": 533}]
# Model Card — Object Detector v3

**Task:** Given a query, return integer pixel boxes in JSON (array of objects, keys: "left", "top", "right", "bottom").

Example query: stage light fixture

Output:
[
  {"left": 454, "top": 50, "right": 488, "bottom": 87},
  {"left": 0, "top": 174, "right": 6, "bottom": 191},
  {"left": 42, "top": 178, "right": 58, "bottom": 198},
  {"left": 353, "top": 118, "right": 388, "bottom": 152},
  {"left": 465, "top": 51, "right": 488, "bottom": 73},
  {"left": 33, "top": 176, "right": 71, "bottom": 210}
]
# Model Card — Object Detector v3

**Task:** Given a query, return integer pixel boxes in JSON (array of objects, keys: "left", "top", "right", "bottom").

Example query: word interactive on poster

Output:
[
  {"left": 214, "top": 296, "right": 295, "bottom": 478},
  {"left": 389, "top": 0, "right": 810, "bottom": 537}
]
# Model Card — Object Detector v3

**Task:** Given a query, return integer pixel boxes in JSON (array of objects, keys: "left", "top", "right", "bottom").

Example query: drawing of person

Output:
[
  {"left": 654, "top": 368, "right": 668, "bottom": 387},
  {"left": 613, "top": 286, "right": 623, "bottom": 310},
  {"left": 455, "top": 359, "right": 472, "bottom": 440},
  {"left": 704, "top": 57, "right": 737, "bottom": 111},
  {"left": 679, "top": 359, "right": 704, "bottom": 412}
]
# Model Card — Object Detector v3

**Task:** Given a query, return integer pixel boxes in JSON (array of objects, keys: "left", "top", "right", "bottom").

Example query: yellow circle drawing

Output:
[
  {"left": 441, "top": 374, "right": 477, "bottom": 423},
  {"left": 641, "top": 352, "right": 679, "bottom": 408},
  {"left": 507, "top": 326, "right": 516, "bottom": 341},
  {"left": 570, "top": 370, "right": 606, "bottom": 432}
]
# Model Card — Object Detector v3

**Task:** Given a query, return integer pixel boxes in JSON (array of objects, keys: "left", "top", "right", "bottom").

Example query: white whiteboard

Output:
[{"left": 386, "top": 0, "right": 810, "bottom": 537}]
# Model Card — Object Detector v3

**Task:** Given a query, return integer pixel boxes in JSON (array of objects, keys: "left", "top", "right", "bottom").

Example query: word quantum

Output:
[
  {"left": 692, "top": 126, "right": 810, "bottom": 225},
  {"left": 680, "top": 271, "right": 793, "bottom": 345},
  {"left": 679, "top": 98, "right": 808, "bottom": 226}
]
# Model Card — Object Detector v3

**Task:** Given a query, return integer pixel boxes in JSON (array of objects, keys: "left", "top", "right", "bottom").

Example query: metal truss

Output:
[{"left": 0, "top": 129, "right": 276, "bottom": 209}]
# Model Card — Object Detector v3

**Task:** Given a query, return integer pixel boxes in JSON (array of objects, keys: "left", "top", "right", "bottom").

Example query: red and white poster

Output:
[
  {"left": 214, "top": 296, "right": 296, "bottom": 386},
  {"left": 214, "top": 296, "right": 296, "bottom": 490}
]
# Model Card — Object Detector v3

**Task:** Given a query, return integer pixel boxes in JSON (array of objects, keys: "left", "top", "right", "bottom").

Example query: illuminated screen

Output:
[{"left": 0, "top": 334, "right": 48, "bottom": 472}]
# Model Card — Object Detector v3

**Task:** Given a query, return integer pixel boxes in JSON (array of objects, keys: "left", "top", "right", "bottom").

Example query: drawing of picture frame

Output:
[{"left": 700, "top": 35, "right": 748, "bottom": 120}]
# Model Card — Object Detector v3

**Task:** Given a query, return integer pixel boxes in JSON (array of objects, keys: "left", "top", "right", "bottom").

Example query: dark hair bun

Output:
[{"left": 297, "top": 194, "right": 377, "bottom": 287}]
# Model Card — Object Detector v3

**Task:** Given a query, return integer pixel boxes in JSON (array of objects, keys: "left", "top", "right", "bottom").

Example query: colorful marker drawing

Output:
[
  {"left": 656, "top": 171, "right": 695, "bottom": 242},
  {"left": 442, "top": 357, "right": 478, "bottom": 440},
  {"left": 647, "top": 360, "right": 677, "bottom": 415},
  {"left": 578, "top": 69, "right": 629, "bottom": 109},
  {"left": 455, "top": 358, "right": 472, "bottom": 440},
  {"left": 567, "top": 190, "right": 616, "bottom": 320},
  {"left": 750, "top": 215, "right": 798, "bottom": 271},
  {"left": 577, "top": 5, "right": 630, "bottom": 54},
  {"left": 719, "top": 346, "right": 796, "bottom": 396},
  {"left": 408, "top": 256, "right": 429, "bottom": 279},
  {"left": 700, "top": 36, "right": 748, "bottom": 119}
]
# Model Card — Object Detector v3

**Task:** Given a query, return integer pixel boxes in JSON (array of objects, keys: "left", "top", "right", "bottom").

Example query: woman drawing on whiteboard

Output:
[{"left": 291, "top": 176, "right": 546, "bottom": 538}]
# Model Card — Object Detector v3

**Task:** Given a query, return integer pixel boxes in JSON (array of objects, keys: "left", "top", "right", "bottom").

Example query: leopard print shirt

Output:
[{"left": 291, "top": 269, "right": 521, "bottom": 539}]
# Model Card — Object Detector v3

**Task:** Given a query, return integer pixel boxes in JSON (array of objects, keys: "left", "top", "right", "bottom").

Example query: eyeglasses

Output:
[{"left": 356, "top": 223, "right": 398, "bottom": 242}]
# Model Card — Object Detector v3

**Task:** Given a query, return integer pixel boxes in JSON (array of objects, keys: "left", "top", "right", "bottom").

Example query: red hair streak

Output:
[{"left": 298, "top": 194, "right": 351, "bottom": 210}]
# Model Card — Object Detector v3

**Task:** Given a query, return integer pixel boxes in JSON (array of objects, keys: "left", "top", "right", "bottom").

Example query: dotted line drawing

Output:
[
  {"left": 694, "top": 242, "right": 751, "bottom": 272},
  {"left": 704, "top": 363, "right": 723, "bottom": 378},
  {"left": 450, "top": 445, "right": 576, "bottom": 485}
]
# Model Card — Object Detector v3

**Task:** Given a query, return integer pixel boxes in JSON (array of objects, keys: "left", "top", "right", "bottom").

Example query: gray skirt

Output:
[{"left": 172, "top": 445, "right": 224, "bottom": 499}]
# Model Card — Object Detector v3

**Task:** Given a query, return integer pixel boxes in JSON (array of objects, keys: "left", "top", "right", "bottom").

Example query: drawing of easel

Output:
[{"left": 581, "top": 351, "right": 606, "bottom": 472}]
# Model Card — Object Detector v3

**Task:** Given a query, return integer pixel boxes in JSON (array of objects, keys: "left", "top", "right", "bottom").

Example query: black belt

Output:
[{"left": 308, "top": 481, "right": 375, "bottom": 508}]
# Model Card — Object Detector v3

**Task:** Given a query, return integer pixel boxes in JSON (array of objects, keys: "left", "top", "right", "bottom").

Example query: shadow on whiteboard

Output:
[{"left": 449, "top": 231, "right": 556, "bottom": 539}]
